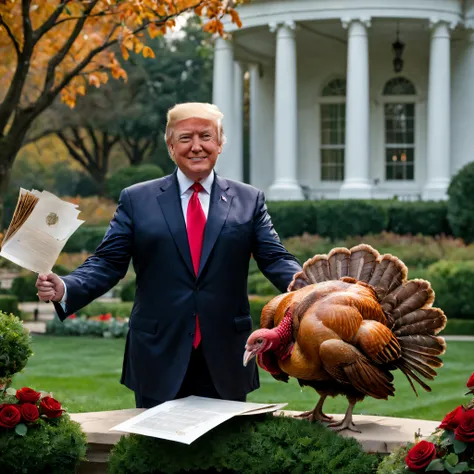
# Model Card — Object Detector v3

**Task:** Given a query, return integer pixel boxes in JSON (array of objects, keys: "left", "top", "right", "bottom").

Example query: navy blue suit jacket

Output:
[{"left": 54, "top": 171, "right": 302, "bottom": 401}]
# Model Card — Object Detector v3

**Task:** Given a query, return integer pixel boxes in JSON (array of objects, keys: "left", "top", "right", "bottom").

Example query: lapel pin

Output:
[{"left": 221, "top": 195, "right": 227, "bottom": 202}]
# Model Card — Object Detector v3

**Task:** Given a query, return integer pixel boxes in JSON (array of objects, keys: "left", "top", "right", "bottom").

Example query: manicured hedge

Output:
[
  {"left": 64, "top": 201, "right": 450, "bottom": 255},
  {"left": 384, "top": 201, "right": 451, "bottom": 236},
  {"left": 10, "top": 274, "right": 38, "bottom": 302},
  {"left": 0, "top": 295, "right": 19, "bottom": 315},
  {"left": 62, "top": 226, "right": 108, "bottom": 253},
  {"left": 440, "top": 319, "right": 474, "bottom": 335},
  {"left": 108, "top": 415, "right": 378, "bottom": 474},
  {"left": 426, "top": 260, "right": 474, "bottom": 320},
  {"left": 266, "top": 200, "right": 450, "bottom": 240}
]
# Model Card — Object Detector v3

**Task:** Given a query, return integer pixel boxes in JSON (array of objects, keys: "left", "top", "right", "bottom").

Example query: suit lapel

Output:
[
  {"left": 156, "top": 171, "right": 195, "bottom": 278},
  {"left": 198, "top": 174, "right": 232, "bottom": 278}
]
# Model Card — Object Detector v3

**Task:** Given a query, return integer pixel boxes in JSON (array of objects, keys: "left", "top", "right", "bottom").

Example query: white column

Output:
[
  {"left": 451, "top": 33, "right": 474, "bottom": 175},
  {"left": 233, "top": 61, "right": 244, "bottom": 181},
  {"left": 423, "top": 20, "right": 451, "bottom": 200},
  {"left": 267, "top": 21, "right": 303, "bottom": 200},
  {"left": 249, "top": 63, "right": 260, "bottom": 187},
  {"left": 212, "top": 37, "right": 238, "bottom": 180},
  {"left": 339, "top": 18, "right": 372, "bottom": 199}
]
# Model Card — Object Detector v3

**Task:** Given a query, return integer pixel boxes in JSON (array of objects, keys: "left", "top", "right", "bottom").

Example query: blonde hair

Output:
[{"left": 164, "top": 102, "right": 226, "bottom": 148}]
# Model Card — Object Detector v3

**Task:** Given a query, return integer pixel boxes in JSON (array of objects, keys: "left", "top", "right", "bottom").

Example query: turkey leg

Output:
[
  {"left": 294, "top": 394, "right": 333, "bottom": 422},
  {"left": 327, "top": 400, "right": 360, "bottom": 433}
]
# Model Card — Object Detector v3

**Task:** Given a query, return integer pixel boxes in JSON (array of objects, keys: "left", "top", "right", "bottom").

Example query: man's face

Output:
[{"left": 168, "top": 117, "right": 222, "bottom": 182}]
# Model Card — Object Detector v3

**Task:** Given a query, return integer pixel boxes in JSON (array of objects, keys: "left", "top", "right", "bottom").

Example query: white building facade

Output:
[{"left": 212, "top": 0, "right": 474, "bottom": 200}]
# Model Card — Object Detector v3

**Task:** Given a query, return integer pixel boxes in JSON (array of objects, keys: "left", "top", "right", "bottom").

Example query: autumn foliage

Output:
[
  {"left": 0, "top": 0, "right": 244, "bottom": 196},
  {"left": 0, "top": 0, "right": 242, "bottom": 107}
]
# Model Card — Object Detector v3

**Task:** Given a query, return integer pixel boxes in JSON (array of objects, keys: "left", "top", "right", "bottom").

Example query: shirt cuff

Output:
[{"left": 59, "top": 278, "right": 67, "bottom": 312}]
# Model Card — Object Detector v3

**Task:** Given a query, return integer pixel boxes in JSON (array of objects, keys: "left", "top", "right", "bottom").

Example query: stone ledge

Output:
[{"left": 70, "top": 409, "right": 439, "bottom": 473}]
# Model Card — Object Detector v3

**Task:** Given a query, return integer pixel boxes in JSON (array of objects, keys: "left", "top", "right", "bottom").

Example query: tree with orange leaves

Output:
[{"left": 0, "top": 0, "right": 243, "bottom": 213}]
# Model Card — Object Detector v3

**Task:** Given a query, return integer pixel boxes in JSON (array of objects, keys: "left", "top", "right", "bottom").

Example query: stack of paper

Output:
[
  {"left": 110, "top": 396, "right": 288, "bottom": 445},
  {"left": 0, "top": 189, "right": 84, "bottom": 274}
]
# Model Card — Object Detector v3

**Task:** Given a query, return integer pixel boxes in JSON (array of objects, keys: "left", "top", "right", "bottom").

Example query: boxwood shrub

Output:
[
  {"left": 0, "top": 413, "right": 87, "bottom": 474},
  {"left": 385, "top": 201, "right": 451, "bottom": 236},
  {"left": 108, "top": 415, "right": 379, "bottom": 474},
  {"left": 0, "top": 295, "right": 19, "bottom": 315},
  {"left": 266, "top": 200, "right": 450, "bottom": 240},
  {"left": 426, "top": 260, "right": 474, "bottom": 320}
]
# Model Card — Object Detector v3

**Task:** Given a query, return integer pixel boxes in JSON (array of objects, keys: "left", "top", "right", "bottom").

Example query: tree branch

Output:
[
  {"left": 0, "top": 0, "right": 35, "bottom": 132},
  {"left": 57, "top": 130, "right": 89, "bottom": 170},
  {"left": 34, "top": 0, "right": 73, "bottom": 39},
  {"left": 41, "top": 0, "right": 99, "bottom": 97},
  {"left": 70, "top": 127, "right": 95, "bottom": 168},
  {"left": 22, "top": 128, "right": 58, "bottom": 145},
  {"left": 0, "top": 15, "right": 21, "bottom": 56}
]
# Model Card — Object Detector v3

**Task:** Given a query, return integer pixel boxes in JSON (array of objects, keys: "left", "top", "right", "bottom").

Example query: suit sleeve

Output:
[
  {"left": 53, "top": 189, "right": 133, "bottom": 320},
  {"left": 250, "top": 191, "right": 302, "bottom": 293}
]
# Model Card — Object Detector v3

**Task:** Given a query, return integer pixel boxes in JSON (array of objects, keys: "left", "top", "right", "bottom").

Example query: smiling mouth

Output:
[{"left": 189, "top": 157, "right": 207, "bottom": 162}]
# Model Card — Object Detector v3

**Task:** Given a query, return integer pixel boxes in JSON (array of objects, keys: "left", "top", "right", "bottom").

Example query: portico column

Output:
[
  {"left": 339, "top": 18, "right": 372, "bottom": 199},
  {"left": 212, "top": 37, "right": 238, "bottom": 179},
  {"left": 267, "top": 21, "right": 303, "bottom": 200},
  {"left": 233, "top": 61, "right": 244, "bottom": 181},
  {"left": 423, "top": 20, "right": 451, "bottom": 200}
]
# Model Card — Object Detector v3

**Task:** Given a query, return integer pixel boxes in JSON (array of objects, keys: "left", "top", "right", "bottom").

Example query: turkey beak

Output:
[{"left": 243, "top": 348, "right": 256, "bottom": 367}]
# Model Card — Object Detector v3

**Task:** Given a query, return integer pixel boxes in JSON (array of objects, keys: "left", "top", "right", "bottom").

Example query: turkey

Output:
[{"left": 243, "top": 244, "right": 447, "bottom": 432}]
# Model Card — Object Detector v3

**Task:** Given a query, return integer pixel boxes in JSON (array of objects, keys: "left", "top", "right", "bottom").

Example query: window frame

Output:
[
  {"left": 319, "top": 79, "right": 346, "bottom": 183},
  {"left": 382, "top": 85, "right": 417, "bottom": 182}
]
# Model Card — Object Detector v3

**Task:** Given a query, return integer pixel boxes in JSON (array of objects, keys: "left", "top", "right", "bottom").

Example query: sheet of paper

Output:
[
  {"left": 110, "top": 396, "right": 287, "bottom": 445},
  {"left": 0, "top": 190, "right": 84, "bottom": 274}
]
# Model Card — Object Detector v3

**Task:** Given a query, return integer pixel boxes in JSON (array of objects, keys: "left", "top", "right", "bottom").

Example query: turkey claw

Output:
[
  {"left": 294, "top": 410, "right": 333, "bottom": 423},
  {"left": 327, "top": 420, "right": 361, "bottom": 433}
]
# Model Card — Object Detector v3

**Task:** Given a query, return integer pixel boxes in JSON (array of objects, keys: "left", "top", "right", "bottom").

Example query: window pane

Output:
[
  {"left": 322, "top": 78, "right": 346, "bottom": 96},
  {"left": 321, "top": 149, "right": 344, "bottom": 181},
  {"left": 321, "top": 104, "right": 345, "bottom": 145},
  {"left": 384, "top": 102, "right": 415, "bottom": 181},
  {"left": 383, "top": 77, "right": 416, "bottom": 95},
  {"left": 385, "top": 148, "right": 414, "bottom": 181}
]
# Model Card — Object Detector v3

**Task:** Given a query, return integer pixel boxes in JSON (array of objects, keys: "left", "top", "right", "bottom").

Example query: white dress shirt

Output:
[
  {"left": 59, "top": 169, "right": 214, "bottom": 309},
  {"left": 177, "top": 168, "right": 213, "bottom": 222}
]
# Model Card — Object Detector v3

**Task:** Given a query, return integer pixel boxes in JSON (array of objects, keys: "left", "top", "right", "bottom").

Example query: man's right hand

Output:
[{"left": 35, "top": 273, "right": 65, "bottom": 302}]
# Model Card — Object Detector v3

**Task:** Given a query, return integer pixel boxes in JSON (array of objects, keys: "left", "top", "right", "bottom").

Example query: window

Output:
[
  {"left": 383, "top": 77, "right": 416, "bottom": 181},
  {"left": 320, "top": 78, "right": 346, "bottom": 181}
]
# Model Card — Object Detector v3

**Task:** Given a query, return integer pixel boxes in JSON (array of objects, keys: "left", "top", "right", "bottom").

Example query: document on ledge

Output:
[
  {"left": 0, "top": 188, "right": 84, "bottom": 274},
  {"left": 110, "top": 396, "right": 287, "bottom": 444}
]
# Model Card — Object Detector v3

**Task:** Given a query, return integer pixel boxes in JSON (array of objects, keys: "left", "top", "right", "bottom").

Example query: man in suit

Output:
[{"left": 36, "top": 102, "right": 302, "bottom": 408}]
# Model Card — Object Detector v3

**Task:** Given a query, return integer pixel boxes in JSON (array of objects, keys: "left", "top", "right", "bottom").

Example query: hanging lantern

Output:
[{"left": 392, "top": 25, "right": 405, "bottom": 73}]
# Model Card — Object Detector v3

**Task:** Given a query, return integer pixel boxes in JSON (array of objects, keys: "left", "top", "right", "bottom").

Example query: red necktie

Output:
[{"left": 186, "top": 182, "right": 206, "bottom": 348}]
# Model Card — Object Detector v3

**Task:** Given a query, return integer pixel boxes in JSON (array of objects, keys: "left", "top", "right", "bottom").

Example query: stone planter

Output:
[{"left": 70, "top": 409, "right": 440, "bottom": 473}]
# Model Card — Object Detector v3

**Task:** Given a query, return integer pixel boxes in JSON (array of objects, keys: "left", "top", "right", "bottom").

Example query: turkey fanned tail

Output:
[{"left": 288, "top": 244, "right": 447, "bottom": 395}]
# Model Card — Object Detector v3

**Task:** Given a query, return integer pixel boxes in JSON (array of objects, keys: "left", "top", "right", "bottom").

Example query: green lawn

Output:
[{"left": 12, "top": 336, "right": 473, "bottom": 421}]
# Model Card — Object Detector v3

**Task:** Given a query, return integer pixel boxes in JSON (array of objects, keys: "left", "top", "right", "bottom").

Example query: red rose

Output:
[
  {"left": 40, "top": 396, "right": 63, "bottom": 418},
  {"left": 0, "top": 404, "right": 21, "bottom": 428},
  {"left": 467, "top": 373, "right": 474, "bottom": 393},
  {"left": 439, "top": 405, "right": 465, "bottom": 431},
  {"left": 20, "top": 403, "right": 39, "bottom": 423},
  {"left": 16, "top": 387, "right": 41, "bottom": 403},
  {"left": 405, "top": 440, "right": 437, "bottom": 471},
  {"left": 455, "top": 409, "right": 474, "bottom": 443},
  {"left": 99, "top": 313, "right": 112, "bottom": 321},
  {"left": 69, "top": 314, "right": 76, "bottom": 319}
]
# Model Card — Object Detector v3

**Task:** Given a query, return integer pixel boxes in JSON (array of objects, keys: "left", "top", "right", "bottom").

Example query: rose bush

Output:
[
  {"left": 16, "top": 387, "right": 41, "bottom": 403},
  {"left": 0, "top": 387, "right": 65, "bottom": 436},
  {"left": 40, "top": 396, "right": 64, "bottom": 419},
  {"left": 405, "top": 440, "right": 437, "bottom": 471},
  {"left": 377, "top": 373, "right": 474, "bottom": 474}
]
